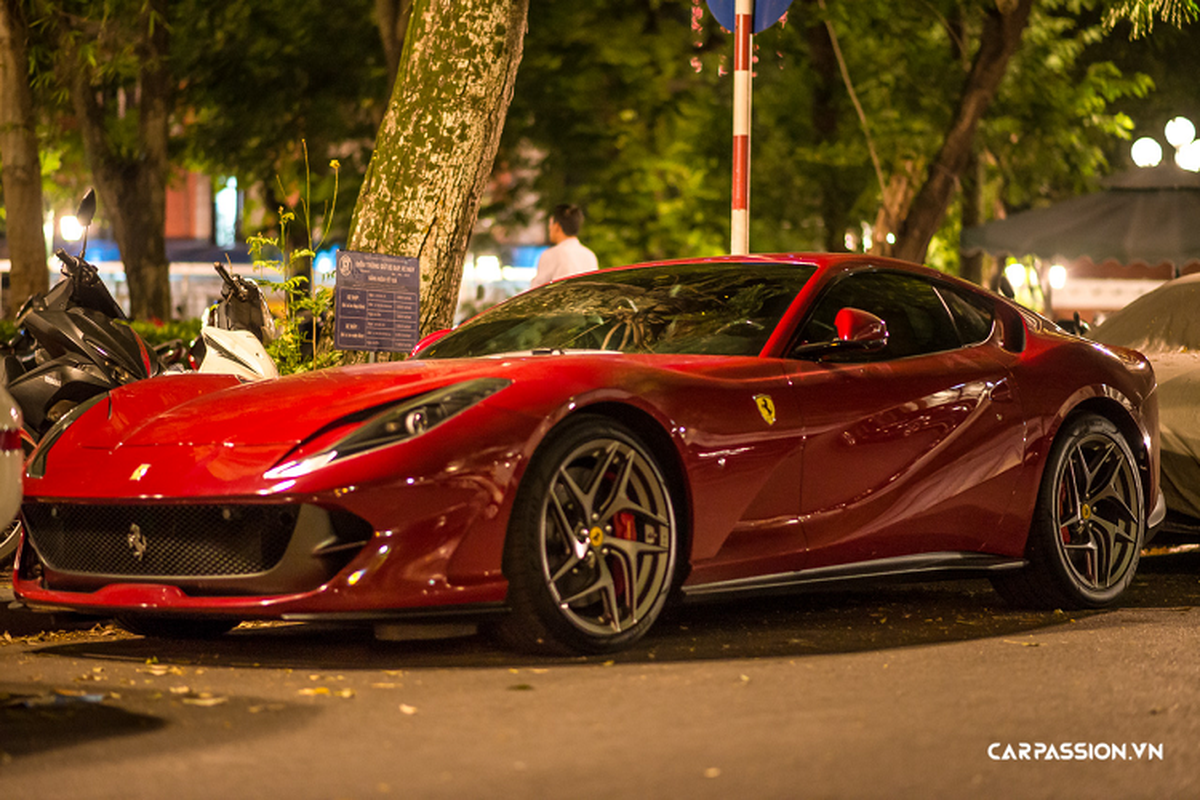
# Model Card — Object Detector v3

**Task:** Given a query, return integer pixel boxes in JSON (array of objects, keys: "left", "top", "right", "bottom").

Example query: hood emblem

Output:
[
  {"left": 127, "top": 523, "right": 147, "bottom": 561},
  {"left": 130, "top": 464, "right": 151, "bottom": 481},
  {"left": 754, "top": 394, "right": 777, "bottom": 426}
]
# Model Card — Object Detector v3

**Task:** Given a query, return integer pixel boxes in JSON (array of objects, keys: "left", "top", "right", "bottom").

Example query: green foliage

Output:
[
  {"left": 493, "top": 0, "right": 1164, "bottom": 278},
  {"left": 496, "top": 1, "right": 729, "bottom": 267},
  {"left": 171, "top": 0, "right": 387, "bottom": 244},
  {"left": 1105, "top": 0, "right": 1199, "bottom": 36},
  {"left": 982, "top": 1, "right": 1155, "bottom": 211},
  {"left": 247, "top": 154, "right": 341, "bottom": 375}
]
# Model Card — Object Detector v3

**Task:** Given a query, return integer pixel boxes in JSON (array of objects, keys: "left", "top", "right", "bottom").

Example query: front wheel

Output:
[
  {"left": 992, "top": 413, "right": 1144, "bottom": 609},
  {"left": 493, "top": 416, "right": 679, "bottom": 655}
]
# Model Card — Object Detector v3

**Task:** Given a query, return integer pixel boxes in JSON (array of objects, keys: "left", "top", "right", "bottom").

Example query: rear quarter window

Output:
[{"left": 938, "top": 285, "right": 996, "bottom": 346}]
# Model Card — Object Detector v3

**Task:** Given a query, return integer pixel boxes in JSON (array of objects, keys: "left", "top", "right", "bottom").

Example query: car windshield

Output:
[{"left": 419, "top": 262, "right": 818, "bottom": 358}]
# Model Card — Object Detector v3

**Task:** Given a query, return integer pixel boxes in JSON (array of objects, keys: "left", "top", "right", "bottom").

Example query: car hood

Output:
[
  {"left": 29, "top": 351, "right": 774, "bottom": 500},
  {"left": 83, "top": 360, "right": 531, "bottom": 449}
]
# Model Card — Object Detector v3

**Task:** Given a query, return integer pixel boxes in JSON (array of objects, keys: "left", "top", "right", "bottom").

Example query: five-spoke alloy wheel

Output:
[
  {"left": 496, "top": 415, "right": 678, "bottom": 654},
  {"left": 993, "top": 413, "right": 1145, "bottom": 609}
]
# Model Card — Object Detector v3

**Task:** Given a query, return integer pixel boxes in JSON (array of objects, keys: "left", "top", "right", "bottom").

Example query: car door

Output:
[{"left": 785, "top": 269, "right": 1028, "bottom": 568}]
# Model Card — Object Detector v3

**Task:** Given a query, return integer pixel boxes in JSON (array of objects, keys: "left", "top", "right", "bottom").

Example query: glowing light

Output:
[
  {"left": 1048, "top": 264, "right": 1067, "bottom": 290},
  {"left": 1177, "top": 140, "right": 1200, "bottom": 172},
  {"left": 1004, "top": 263, "right": 1028, "bottom": 289},
  {"left": 1165, "top": 116, "right": 1196, "bottom": 148},
  {"left": 885, "top": 232, "right": 896, "bottom": 245},
  {"left": 60, "top": 215, "right": 85, "bottom": 242},
  {"left": 475, "top": 255, "right": 502, "bottom": 282},
  {"left": 215, "top": 178, "right": 238, "bottom": 248},
  {"left": 1131, "top": 137, "right": 1163, "bottom": 168},
  {"left": 263, "top": 451, "right": 338, "bottom": 479},
  {"left": 314, "top": 250, "right": 336, "bottom": 274}
]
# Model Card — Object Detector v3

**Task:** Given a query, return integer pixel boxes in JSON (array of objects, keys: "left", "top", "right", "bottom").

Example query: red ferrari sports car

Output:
[{"left": 12, "top": 254, "right": 1162, "bottom": 654}]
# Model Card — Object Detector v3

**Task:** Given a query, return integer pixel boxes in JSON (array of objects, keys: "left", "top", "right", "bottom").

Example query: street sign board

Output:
[
  {"left": 333, "top": 250, "right": 420, "bottom": 353},
  {"left": 705, "top": 0, "right": 793, "bottom": 34}
]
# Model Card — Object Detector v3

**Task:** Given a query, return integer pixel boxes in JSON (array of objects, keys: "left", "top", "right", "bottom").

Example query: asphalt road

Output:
[{"left": 3, "top": 547, "right": 1200, "bottom": 799}]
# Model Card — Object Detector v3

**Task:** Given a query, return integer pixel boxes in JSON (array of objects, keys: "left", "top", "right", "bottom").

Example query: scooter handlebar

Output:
[
  {"left": 214, "top": 262, "right": 251, "bottom": 302},
  {"left": 54, "top": 248, "right": 99, "bottom": 282}
]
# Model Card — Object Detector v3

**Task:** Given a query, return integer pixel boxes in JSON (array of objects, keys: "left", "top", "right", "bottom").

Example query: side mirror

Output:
[
  {"left": 792, "top": 307, "right": 888, "bottom": 359},
  {"left": 76, "top": 189, "right": 97, "bottom": 228},
  {"left": 834, "top": 307, "right": 888, "bottom": 348},
  {"left": 75, "top": 189, "right": 97, "bottom": 260}
]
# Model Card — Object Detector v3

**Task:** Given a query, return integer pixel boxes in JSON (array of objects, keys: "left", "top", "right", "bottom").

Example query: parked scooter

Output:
[
  {"left": 189, "top": 262, "right": 279, "bottom": 381},
  {"left": 1, "top": 190, "right": 167, "bottom": 443}
]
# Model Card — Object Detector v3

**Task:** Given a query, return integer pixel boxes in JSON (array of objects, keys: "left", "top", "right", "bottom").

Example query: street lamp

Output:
[
  {"left": 1048, "top": 263, "right": 1067, "bottom": 291},
  {"left": 1178, "top": 140, "right": 1200, "bottom": 172},
  {"left": 60, "top": 215, "right": 85, "bottom": 242},
  {"left": 1165, "top": 116, "right": 1196, "bottom": 148},
  {"left": 1131, "top": 137, "right": 1162, "bottom": 167},
  {"left": 1133, "top": 115, "right": 1200, "bottom": 172}
]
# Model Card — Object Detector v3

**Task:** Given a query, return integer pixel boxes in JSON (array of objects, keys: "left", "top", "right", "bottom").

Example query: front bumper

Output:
[{"left": 12, "top": 495, "right": 510, "bottom": 621}]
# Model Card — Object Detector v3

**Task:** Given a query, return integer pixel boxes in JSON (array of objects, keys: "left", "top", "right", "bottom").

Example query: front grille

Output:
[{"left": 23, "top": 503, "right": 297, "bottom": 578}]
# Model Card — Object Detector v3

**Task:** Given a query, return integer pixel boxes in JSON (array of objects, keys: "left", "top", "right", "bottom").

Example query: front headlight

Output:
[
  {"left": 264, "top": 378, "right": 511, "bottom": 479},
  {"left": 337, "top": 377, "right": 511, "bottom": 456}
]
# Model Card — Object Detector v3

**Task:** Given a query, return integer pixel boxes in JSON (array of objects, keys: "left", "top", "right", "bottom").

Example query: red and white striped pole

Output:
[{"left": 730, "top": 0, "right": 753, "bottom": 255}]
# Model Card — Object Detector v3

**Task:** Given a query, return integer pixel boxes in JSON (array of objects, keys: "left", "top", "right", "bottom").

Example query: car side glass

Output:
[
  {"left": 790, "top": 271, "right": 965, "bottom": 362},
  {"left": 791, "top": 273, "right": 892, "bottom": 362},
  {"left": 792, "top": 307, "right": 889, "bottom": 359},
  {"left": 938, "top": 285, "right": 995, "bottom": 346}
]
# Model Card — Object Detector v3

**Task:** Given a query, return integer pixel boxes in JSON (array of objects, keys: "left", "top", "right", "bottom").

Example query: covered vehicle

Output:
[
  {"left": 12, "top": 254, "right": 1162, "bottom": 654},
  {"left": 1093, "top": 273, "right": 1200, "bottom": 527}
]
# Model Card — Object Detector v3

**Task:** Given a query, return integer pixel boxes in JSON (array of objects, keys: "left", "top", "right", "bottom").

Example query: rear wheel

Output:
[
  {"left": 493, "top": 416, "right": 678, "bottom": 655},
  {"left": 992, "top": 413, "right": 1144, "bottom": 608},
  {"left": 116, "top": 615, "right": 240, "bottom": 639}
]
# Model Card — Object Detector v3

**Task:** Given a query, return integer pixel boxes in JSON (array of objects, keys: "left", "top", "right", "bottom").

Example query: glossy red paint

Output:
[{"left": 12, "top": 254, "right": 1161, "bottom": 641}]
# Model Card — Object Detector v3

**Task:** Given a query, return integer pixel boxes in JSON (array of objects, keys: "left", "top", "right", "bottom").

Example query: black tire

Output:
[
  {"left": 492, "top": 415, "right": 679, "bottom": 655},
  {"left": 0, "top": 519, "right": 20, "bottom": 565},
  {"left": 992, "top": 413, "right": 1144, "bottom": 609},
  {"left": 116, "top": 615, "right": 240, "bottom": 639}
]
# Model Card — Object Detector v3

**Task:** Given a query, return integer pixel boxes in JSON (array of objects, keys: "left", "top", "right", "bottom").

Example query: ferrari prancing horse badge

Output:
[{"left": 753, "top": 394, "right": 776, "bottom": 426}]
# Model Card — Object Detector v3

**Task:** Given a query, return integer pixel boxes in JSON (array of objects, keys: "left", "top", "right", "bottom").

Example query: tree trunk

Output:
[
  {"left": 65, "top": 0, "right": 172, "bottom": 321},
  {"left": 807, "top": 16, "right": 849, "bottom": 253},
  {"left": 959, "top": 147, "right": 985, "bottom": 285},
  {"left": 375, "top": 0, "right": 414, "bottom": 95},
  {"left": 891, "top": 0, "right": 1034, "bottom": 264},
  {"left": 0, "top": 0, "right": 48, "bottom": 317},
  {"left": 349, "top": 0, "right": 530, "bottom": 337}
]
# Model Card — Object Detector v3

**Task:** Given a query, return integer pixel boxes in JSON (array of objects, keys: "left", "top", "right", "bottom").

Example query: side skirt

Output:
[{"left": 681, "top": 552, "right": 1027, "bottom": 603}]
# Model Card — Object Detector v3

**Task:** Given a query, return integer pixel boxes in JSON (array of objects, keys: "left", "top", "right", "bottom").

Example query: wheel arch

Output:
[
  {"left": 1060, "top": 394, "right": 1155, "bottom": 512},
  {"left": 565, "top": 402, "right": 694, "bottom": 583}
]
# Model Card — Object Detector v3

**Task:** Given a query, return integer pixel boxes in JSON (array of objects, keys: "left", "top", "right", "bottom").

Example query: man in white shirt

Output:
[{"left": 531, "top": 204, "right": 599, "bottom": 288}]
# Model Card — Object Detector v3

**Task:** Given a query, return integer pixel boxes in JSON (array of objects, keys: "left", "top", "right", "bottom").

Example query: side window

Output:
[
  {"left": 792, "top": 271, "right": 962, "bottom": 362},
  {"left": 938, "top": 285, "right": 995, "bottom": 346}
]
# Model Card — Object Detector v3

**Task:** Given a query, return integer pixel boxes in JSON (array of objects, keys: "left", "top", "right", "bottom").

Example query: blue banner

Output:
[{"left": 705, "top": 0, "right": 794, "bottom": 34}]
